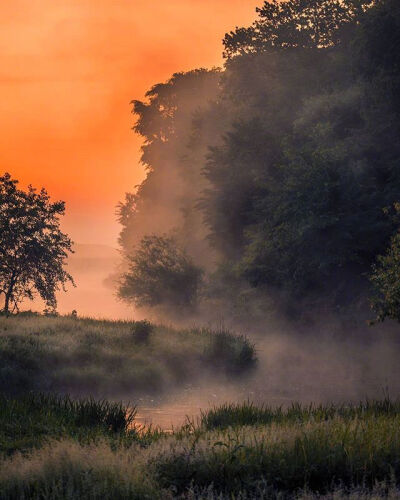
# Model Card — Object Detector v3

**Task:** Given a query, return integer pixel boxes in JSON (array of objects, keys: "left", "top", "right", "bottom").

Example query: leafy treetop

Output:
[{"left": 223, "top": 0, "right": 375, "bottom": 58}]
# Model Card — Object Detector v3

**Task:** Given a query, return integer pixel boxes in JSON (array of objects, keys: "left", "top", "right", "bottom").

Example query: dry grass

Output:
[{"left": 0, "top": 440, "right": 162, "bottom": 499}]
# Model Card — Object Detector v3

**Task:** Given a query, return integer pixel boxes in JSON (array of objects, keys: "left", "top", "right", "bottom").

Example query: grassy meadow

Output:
[{"left": 0, "top": 313, "right": 256, "bottom": 398}]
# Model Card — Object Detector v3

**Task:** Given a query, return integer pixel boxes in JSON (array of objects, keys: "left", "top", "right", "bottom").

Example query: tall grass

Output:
[
  {"left": 3, "top": 396, "right": 400, "bottom": 497},
  {"left": 0, "top": 393, "right": 145, "bottom": 456},
  {"left": 151, "top": 401, "right": 400, "bottom": 496},
  {"left": 0, "top": 440, "right": 162, "bottom": 500},
  {"left": 0, "top": 315, "right": 256, "bottom": 398},
  {"left": 199, "top": 398, "right": 400, "bottom": 430},
  {"left": 6, "top": 315, "right": 400, "bottom": 497}
]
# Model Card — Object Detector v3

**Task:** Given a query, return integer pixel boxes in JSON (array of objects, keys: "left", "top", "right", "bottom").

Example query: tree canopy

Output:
[{"left": 222, "top": 0, "right": 374, "bottom": 58}]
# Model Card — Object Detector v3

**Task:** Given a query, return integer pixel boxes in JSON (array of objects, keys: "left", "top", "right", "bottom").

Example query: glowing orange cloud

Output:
[{"left": 0, "top": 0, "right": 257, "bottom": 245}]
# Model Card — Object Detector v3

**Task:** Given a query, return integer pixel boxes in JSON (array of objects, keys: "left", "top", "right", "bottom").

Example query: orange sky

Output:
[{"left": 0, "top": 0, "right": 257, "bottom": 246}]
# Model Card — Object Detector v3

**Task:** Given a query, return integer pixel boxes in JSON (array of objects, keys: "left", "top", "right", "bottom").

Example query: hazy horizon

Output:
[{"left": 0, "top": 0, "right": 257, "bottom": 246}]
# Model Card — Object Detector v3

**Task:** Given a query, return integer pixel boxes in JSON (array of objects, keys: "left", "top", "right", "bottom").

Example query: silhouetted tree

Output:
[
  {"left": 117, "top": 69, "right": 222, "bottom": 254},
  {"left": 0, "top": 173, "right": 74, "bottom": 315},
  {"left": 118, "top": 235, "right": 203, "bottom": 309}
]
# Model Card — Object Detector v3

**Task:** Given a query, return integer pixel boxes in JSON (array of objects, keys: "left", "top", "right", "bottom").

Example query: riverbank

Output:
[
  {"left": 0, "top": 314, "right": 256, "bottom": 398},
  {"left": 2, "top": 393, "right": 400, "bottom": 498}
]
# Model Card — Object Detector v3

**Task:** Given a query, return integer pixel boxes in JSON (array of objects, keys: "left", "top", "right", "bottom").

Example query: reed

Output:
[{"left": 3, "top": 396, "right": 400, "bottom": 498}]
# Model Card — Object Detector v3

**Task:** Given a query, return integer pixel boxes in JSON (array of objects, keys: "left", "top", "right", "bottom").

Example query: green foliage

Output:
[
  {"left": 0, "top": 394, "right": 163, "bottom": 499},
  {"left": 370, "top": 206, "right": 400, "bottom": 323},
  {"left": 119, "top": 235, "right": 203, "bottom": 309},
  {"left": 118, "top": 0, "right": 400, "bottom": 318},
  {"left": 153, "top": 412, "right": 400, "bottom": 496},
  {"left": 236, "top": 85, "right": 394, "bottom": 293},
  {"left": 204, "top": 0, "right": 400, "bottom": 304},
  {"left": 154, "top": 398, "right": 400, "bottom": 497},
  {"left": 203, "top": 329, "right": 257, "bottom": 375},
  {"left": 199, "top": 398, "right": 400, "bottom": 430},
  {"left": 0, "top": 173, "right": 74, "bottom": 315},
  {"left": 117, "top": 69, "right": 222, "bottom": 255}
]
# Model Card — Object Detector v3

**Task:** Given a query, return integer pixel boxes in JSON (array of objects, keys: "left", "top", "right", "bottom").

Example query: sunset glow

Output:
[{"left": 0, "top": 0, "right": 257, "bottom": 245}]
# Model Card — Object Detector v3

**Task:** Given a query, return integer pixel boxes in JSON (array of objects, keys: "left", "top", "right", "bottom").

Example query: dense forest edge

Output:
[{"left": 117, "top": 0, "right": 400, "bottom": 331}]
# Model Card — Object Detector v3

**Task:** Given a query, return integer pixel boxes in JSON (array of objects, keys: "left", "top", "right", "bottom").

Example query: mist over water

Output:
[
  {"left": 40, "top": 247, "right": 400, "bottom": 430},
  {"left": 59, "top": 244, "right": 133, "bottom": 319},
  {"left": 50, "top": 249, "right": 400, "bottom": 431},
  {"left": 20, "top": 243, "right": 400, "bottom": 431},
  {"left": 135, "top": 321, "right": 400, "bottom": 430}
]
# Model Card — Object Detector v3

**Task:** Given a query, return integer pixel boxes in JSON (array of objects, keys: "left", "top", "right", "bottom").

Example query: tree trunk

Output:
[
  {"left": 3, "top": 290, "right": 11, "bottom": 315},
  {"left": 3, "top": 271, "right": 16, "bottom": 316}
]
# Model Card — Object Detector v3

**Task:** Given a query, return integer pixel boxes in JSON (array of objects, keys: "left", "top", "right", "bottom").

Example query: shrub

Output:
[
  {"left": 132, "top": 320, "right": 153, "bottom": 344},
  {"left": 118, "top": 235, "right": 203, "bottom": 310},
  {"left": 370, "top": 210, "right": 400, "bottom": 323},
  {"left": 203, "top": 329, "right": 257, "bottom": 375}
]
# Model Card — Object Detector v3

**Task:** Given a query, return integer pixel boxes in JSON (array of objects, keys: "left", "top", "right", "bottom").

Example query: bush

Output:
[
  {"left": 132, "top": 320, "right": 153, "bottom": 344},
  {"left": 0, "top": 335, "right": 52, "bottom": 395},
  {"left": 370, "top": 208, "right": 400, "bottom": 323},
  {"left": 118, "top": 235, "right": 203, "bottom": 310},
  {"left": 203, "top": 329, "right": 257, "bottom": 375}
]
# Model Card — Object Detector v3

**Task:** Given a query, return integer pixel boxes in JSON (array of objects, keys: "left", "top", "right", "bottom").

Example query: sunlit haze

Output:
[{"left": 0, "top": 0, "right": 257, "bottom": 246}]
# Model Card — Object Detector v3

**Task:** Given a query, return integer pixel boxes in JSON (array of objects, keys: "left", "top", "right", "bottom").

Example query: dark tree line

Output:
[{"left": 118, "top": 0, "right": 400, "bottom": 322}]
